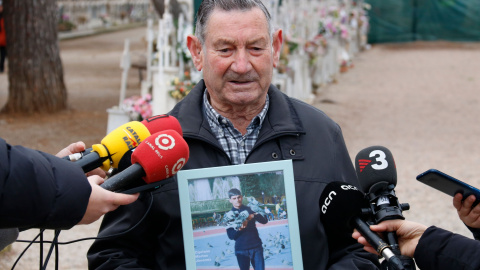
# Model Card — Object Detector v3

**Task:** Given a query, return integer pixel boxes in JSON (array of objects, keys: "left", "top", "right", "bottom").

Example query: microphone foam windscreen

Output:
[
  {"left": 354, "top": 146, "right": 397, "bottom": 193},
  {"left": 141, "top": 114, "right": 183, "bottom": 136},
  {"left": 100, "top": 121, "right": 151, "bottom": 169},
  {"left": 319, "top": 182, "right": 369, "bottom": 249},
  {"left": 131, "top": 130, "right": 189, "bottom": 184},
  {"left": 319, "top": 182, "right": 368, "bottom": 232}
]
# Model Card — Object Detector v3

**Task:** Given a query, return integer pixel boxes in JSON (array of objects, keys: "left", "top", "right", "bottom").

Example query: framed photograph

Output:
[{"left": 178, "top": 160, "right": 303, "bottom": 270}]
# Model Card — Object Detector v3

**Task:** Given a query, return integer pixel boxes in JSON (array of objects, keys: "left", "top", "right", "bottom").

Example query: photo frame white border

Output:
[{"left": 177, "top": 160, "right": 303, "bottom": 270}]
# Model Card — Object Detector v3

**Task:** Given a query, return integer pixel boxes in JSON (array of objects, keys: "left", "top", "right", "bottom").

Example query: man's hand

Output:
[
  {"left": 453, "top": 193, "right": 480, "bottom": 228},
  {"left": 352, "top": 219, "right": 427, "bottom": 258},
  {"left": 78, "top": 175, "right": 139, "bottom": 225}
]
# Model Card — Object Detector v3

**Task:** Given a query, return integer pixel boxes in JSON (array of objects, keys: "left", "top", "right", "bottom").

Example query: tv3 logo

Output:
[{"left": 358, "top": 150, "right": 389, "bottom": 172}]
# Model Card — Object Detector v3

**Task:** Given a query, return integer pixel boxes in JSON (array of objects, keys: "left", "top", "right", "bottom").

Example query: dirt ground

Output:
[{"left": 0, "top": 27, "right": 480, "bottom": 269}]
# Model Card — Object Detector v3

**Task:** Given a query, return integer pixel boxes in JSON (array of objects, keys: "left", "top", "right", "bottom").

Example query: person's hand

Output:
[
  {"left": 55, "top": 141, "right": 106, "bottom": 178},
  {"left": 239, "top": 214, "right": 255, "bottom": 231},
  {"left": 352, "top": 220, "right": 427, "bottom": 258},
  {"left": 55, "top": 141, "right": 86, "bottom": 158},
  {"left": 453, "top": 193, "right": 480, "bottom": 228},
  {"left": 77, "top": 175, "right": 139, "bottom": 225}
]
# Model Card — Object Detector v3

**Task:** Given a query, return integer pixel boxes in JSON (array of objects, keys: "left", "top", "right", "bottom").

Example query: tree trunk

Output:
[{"left": 2, "top": 0, "right": 67, "bottom": 114}]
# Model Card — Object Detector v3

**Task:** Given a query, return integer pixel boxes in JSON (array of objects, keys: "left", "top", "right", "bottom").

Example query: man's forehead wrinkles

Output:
[{"left": 211, "top": 36, "right": 268, "bottom": 47}]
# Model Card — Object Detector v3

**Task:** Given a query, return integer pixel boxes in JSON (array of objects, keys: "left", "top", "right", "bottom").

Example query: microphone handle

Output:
[
  {"left": 62, "top": 148, "right": 93, "bottom": 161},
  {"left": 100, "top": 163, "right": 145, "bottom": 191},
  {"left": 384, "top": 231, "right": 417, "bottom": 270},
  {"left": 74, "top": 152, "right": 108, "bottom": 173},
  {"left": 386, "top": 231, "right": 400, "bottom": 251},
  {"left": 352, "top": 217, "right": 406, "bottom": 270}
]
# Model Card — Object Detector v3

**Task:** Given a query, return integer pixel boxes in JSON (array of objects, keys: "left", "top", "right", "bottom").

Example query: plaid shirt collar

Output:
[{"left": 203, "top": 89, "right": 269, "bottom": 164}]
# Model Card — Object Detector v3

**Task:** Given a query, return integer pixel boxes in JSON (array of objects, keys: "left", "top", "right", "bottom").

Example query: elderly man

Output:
[{"left": 88, "top": 0, "right": 379, "bottom": 269}]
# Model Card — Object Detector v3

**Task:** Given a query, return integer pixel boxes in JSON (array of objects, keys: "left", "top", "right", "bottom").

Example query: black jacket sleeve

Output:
[
  {"left": 414, "top": 226, "right": 480, "bottom": 270},
  {"left": 0, "top": 138, "right": 91, "bottom": 230}
]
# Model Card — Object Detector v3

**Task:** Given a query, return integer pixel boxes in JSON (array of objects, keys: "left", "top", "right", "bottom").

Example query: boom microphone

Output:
[
  {"left": 100, "top": 130, "right": 189, "bottom": 192},
  {"left": 73, "top": 115, "right": 183, "bottom": 173},
  {"left": 319, "top": 182, "right": 406, "bottom": 270}
]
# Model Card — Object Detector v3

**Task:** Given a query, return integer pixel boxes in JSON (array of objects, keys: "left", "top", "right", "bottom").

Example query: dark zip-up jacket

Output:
[
  {"left": 88, "top": 81, "right": 380, "bottom": 269},
  {"left": 0, "top": 138, "right": 91, "bottom": 230},
  {"left": 414, "top": 226, "right": 480, "bottom": 270}
]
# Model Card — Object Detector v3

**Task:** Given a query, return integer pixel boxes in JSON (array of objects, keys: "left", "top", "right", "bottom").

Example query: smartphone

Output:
[{"left": 416, "top": 169, "right": 480, "bottom": 199}]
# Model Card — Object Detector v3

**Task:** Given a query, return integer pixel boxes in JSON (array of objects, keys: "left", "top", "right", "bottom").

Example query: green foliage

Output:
[
  {"left": 190, "top": 199, "right": 231, "bottom": 214},
  {"left": 240, "top": 172, "right": 285, "bottom": 199}
]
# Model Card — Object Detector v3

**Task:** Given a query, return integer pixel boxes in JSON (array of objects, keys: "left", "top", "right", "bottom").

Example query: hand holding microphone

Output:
[
  {"left": 55, "top": 140, "right": 139, "bottom": 224},
  {"left": 100, "top": 129, "right": 189, "bottom": 192},
  {"left": 78, "top": 175, "right": 140, "bottom": 225},
  {"left": 57, "top": 141, "right": 106, "bottom": 177},
  {"left": 352, "top": 219, "right": 428, "bottom": 259}
]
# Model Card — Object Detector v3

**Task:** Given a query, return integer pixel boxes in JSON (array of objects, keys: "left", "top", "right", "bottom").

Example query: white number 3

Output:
[{"left": 369, "top": 150, "right": 388, "bottom": 170}]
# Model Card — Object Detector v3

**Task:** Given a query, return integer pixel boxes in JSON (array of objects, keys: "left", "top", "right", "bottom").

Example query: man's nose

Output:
[{"left": 231, "top": 50, "right": 251, "bottom": 73}]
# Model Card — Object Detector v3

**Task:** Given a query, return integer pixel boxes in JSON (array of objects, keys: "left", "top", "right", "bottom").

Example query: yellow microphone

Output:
[
  {"left": 74, "top": 115, "right": 182, "bottom": 173},
  {"left": 93, "top": 121, "right": 150, "bottom": 171}
]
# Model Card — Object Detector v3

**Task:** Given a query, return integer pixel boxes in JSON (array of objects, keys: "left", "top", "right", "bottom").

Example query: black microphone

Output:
[
  {"left": 355, "top": 146, "right": 408, "bottom": 223},
  {"left": 319, "top": 182, "right": 406, "bottom": 270},
  {"left": 355, "top": 146, "right": 415, "bottom": 269}
]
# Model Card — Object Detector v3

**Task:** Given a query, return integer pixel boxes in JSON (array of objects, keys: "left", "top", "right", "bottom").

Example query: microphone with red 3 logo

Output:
[
  {"left": 100, "top": 130, "right": 189, "bottom": 193},
  {"left": 355, "top": 146, "right": 415, "bottom": 270}
]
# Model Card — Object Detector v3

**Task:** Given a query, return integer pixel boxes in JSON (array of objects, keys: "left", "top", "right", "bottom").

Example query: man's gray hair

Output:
[{"left": 194, "top": 0, "right": 273, "bottom": 45}]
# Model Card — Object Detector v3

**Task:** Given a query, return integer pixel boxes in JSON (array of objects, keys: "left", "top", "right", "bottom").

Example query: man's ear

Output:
[
  {"left": 187, "top": 35, "right": 203, "bottom": 71},
  {"left": 272, "top": 29, "right": 283, "bottom": 68}
]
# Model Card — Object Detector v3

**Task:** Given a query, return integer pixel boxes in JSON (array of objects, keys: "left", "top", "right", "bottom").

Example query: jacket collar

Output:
[{"left": 169, "top": 79, "right": 305, "bottom": 140}]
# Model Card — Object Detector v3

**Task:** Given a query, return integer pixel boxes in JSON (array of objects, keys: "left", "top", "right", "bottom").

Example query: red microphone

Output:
[
  {"left": 141, "top": 114, "right": 183, "bottom": 136},
  {"left": 100, "top": 129, "right": 189, "bottom": 192}
]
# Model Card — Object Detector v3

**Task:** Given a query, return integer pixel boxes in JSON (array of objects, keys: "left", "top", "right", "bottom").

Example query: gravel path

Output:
[{"left": 0, "top": 27, "right": 479, "bottom": 269}]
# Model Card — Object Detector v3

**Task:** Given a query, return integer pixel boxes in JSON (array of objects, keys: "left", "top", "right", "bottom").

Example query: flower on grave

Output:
[
  {"left": 169, "top": 71, "right": 196, "bottom": 101},
  {"left": 58, "top": 13, "right": 76, "bottom": 32},
  {"left": 277, "top": 35, "right": 299, "bottom": 74},
  {"left": 340, "top": 24, "right": 349, "bottom": 40},
  {"left": 122, "top": 94, "right": 153, "bottom": 121},
  {"left": 100, "top": 14, "right": 111, "bottom": 25}
]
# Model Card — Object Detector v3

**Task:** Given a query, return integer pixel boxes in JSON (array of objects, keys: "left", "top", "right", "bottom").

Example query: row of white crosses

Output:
[
  {"left": 149, "top": 0, "right": 195, "bottom": 115},
  {"left": 110, "top": 2, "right": 182, "bottom": 132},
  {"left": 266, "top": 0, "right": 368, "bottom": 102},
  {"left": 58, "top": 0, "right": 151, "bottom": 31}
]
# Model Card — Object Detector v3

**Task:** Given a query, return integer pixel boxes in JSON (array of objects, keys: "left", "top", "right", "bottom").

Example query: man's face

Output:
[
  {"left": 189, "top": 7, "right": 282, "bottom": 109},
  {"left": 229, "top": 194, "right": 243, "bottom": 209}
]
